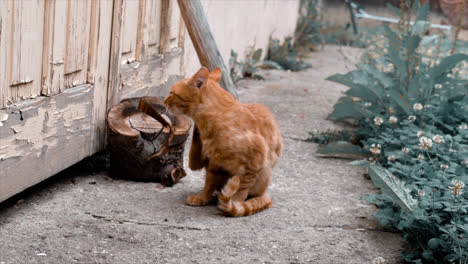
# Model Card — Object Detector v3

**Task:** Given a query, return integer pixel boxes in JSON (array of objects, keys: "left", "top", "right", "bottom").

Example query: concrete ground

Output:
[{"left": 0, "top": 46, "right": 402, "bottom": 264}]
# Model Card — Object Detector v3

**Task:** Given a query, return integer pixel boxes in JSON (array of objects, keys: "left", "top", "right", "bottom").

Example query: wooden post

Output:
[{"left": 177, "top": 0, "right": 238, "bottom": 98}]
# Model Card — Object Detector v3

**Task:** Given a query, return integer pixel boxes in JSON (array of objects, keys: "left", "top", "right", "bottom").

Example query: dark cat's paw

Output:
[{"left": 186, "top": 194, "right": 210, "bottom": 206}]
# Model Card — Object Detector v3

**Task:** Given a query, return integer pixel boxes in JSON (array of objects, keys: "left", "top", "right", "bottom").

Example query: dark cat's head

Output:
[{"left": 164, "top": 67, "right": 221, "bottom": 116}]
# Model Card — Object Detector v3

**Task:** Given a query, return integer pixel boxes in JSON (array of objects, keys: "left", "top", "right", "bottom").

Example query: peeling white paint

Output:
[
  {"left": 0, "top": 88, "right": 91, "bottom": 160},
  {"left": 0, "top": 110, "right": 8, "bottom": 121}
]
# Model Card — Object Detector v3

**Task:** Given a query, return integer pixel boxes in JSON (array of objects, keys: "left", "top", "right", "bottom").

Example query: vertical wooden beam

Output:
[
  {"left": 0, "top": 1, "right": 9, "bottom": 107},
  {"left": 41, "top": 0, "right": 54, "bottom": 95},
  {"left": 178, "top": 14, "right": 185, "bottom": 48},
  {"left": 135, "top": 0, "right": 146, "bottom": 60},
  {"left": 87, "top": 0, "right": 99, "bottom": 84},
  {"left": 89, "top": 0, "right": 114, "bottom": 152},
  {"left": 159, "top": 0, "right": 171, "bottom": 54},
  {"left": 177, "top": 0, "right": 238, "bottom": 98},
  {"left": 107, "top": 0, "right": 123, "bottom": 108}
]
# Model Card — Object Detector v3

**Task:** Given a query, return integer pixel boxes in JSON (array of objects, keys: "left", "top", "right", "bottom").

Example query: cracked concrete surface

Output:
[{"left": 0, "top": 46, "right": 402, "bottom": 264}]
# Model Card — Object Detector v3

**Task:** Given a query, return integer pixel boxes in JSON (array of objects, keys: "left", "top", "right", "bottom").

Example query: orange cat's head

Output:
[{"left": 164, "top": 67, "right": 221, "bottom": 116}]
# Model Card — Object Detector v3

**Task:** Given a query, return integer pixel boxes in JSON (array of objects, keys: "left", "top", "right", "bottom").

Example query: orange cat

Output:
[{"left": 164, "top": 67, "right": 282, "bottom": 217}]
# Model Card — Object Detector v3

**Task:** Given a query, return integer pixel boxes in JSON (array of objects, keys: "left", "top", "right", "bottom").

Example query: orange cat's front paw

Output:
[{"left": 186, "top": 194, "right": 210, "bottom": 206}]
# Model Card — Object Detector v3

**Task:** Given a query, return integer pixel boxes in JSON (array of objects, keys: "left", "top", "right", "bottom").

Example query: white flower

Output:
[
  {"left": 417, "top": 131, "right": 425, "bottom": 138},
  {"left": 434, "top": 83, "right": 442, "bottom": 89},
  {"left": 402, "top": 148, "right": 409, "bottom": 155},
  {"left": 408, "top": 115, "right": 416, "bottom": 122},
  {"left": 374, "top": 117, "right": 383, "bottom": 126},
  {"left": 373, "top": 257, "right": 386, "bottom": 264},
  {"left": 440, "top": 164, "right": 448, "bottom": 170},
  {"left": 449, "top": 149, "right": 457, "bottom": 153},
  {"left": 413, "top": 103, "right": 423, "bottom": 111},
  {"left": 449, "top": 180, "right": 464, "bottom": 196},
  {"left": 417, "top": 189, "right": 425, "bottom": 196},
  {"left": 424, "top": 104, "right": 430, "bottom": 109},
  {"left": 389, "top": 108, "right": 395, "bottom": 114},
  {"left": 388, "top": 116, "right": 398, "bottom": 124},
  {"left": 462, "top": 160, "right": 468, "bottom": 168},
  {"left": 460, "top": 123, "right": 468, "bottom": 130},
  {"left": 432, "top": 135, "right": 445, "bottom": 144},
  {"left": 387, "top": 155, "right": 396, "bottom": 161},
  {"left": 417, "top": 155, "right": 425, "bottom": 160},
  {"left": 370, "top": 144, "right": 382, "bottom": 155},
  {"left": 364, "top": 102, "right": 372, "bottom": 107},
  {"left": 419, "top": 136, "right": 433, "bottom": 150}
]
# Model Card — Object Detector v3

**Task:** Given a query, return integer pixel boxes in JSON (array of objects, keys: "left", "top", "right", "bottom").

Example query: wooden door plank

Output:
[
  {"left": 159, "top": 0, "right": 172, "bottom": 53},
  {"left": 89, "top": 0, "right": 114, "bottom": 153},
  {"left": 64, "top": 0, "right": 91, "bottom": 88},
  {"left": 107, "top": 0, "right": 124, "bottom": 108},
  {"left": 168, "top": 0, "right": 181, "bottom": 49},
  {"left": 47, "top": 0, "right": 68, "bottom": 95},
  {"left": 0, "top": 85, "right": 94, "bottom": 203},
  {"left": 121, "top": 0, "right": 139, "bottom": 63},
  {"left": 87, "top": 0, "right": 99, "bottom": 85},
  {"left": 178, "top": 14, "right": 185, "bottom": 48},
  {"left": 160, "top": 0, "right": 182, "bottom": 53},
  {"left": 9, "top": 0, "right": 45, "bottom": 102},
  {"left": 0, "top": 1, "right": 12, "bottom": 107},
  {"left": 145, "top": 0, "right": 162, "bottom": 56},
  {"left": 41, "top": 0, "right": 54, "bottom": 96},
  {"left": 135, "top": 0, "right": 146, "bottom": 60}
]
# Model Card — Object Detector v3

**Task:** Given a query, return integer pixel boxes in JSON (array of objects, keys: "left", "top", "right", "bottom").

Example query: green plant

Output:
[
  {"left": 294, "top": 0, "right": 326, "bottom": 52},
  {"left": 307, "top": 129, "right": 355, "bottom": 145},
  {"left": 321, "top": 1, "right": 468, "bottom": 262},
  {"left": 229, "top": 47, "right": 267, "bottom": 82},
  {"left": 266, "top": 37, "right": 312, "bottom": 72},
  {"left": 229, "top": 38, "right": 312, "bottom": 82}
]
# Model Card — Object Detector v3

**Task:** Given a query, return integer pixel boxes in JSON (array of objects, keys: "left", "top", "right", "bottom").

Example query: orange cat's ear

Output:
[
  {"left": 209, "top": 68, "right": 222, "bottom": 82},
  {"left": 190, "top": 67, "right": 209, "bottom": 89}
]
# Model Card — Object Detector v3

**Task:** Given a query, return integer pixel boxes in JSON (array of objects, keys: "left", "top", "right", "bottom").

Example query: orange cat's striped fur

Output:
[{"left": 164, "top": 67, "right": 282, "bottom": 217}]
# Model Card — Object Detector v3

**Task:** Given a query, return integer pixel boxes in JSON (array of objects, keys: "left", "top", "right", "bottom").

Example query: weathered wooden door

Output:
[{"left": 0, "top": 0, "right": 185, "bottom": 203}]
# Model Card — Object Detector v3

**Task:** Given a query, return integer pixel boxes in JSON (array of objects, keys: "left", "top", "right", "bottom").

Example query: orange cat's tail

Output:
[{"left": 217, "top": 176, "right": 272, "bottom": 217}]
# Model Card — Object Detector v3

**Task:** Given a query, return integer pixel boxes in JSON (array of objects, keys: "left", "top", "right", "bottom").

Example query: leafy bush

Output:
[{"left": 323, "top": 1, "right": 468, "bottom": 262}]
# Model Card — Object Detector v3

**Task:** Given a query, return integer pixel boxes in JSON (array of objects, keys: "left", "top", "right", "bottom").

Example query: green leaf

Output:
[
  {"left": 427, "top": 54, "right": 468, "bottom": 98},
  {"left": 252, "top": 49, "right": 263, "bottom": 62},
  {"left": 415, "top": 1, "right": 430, "bottom": 22},
  {"left": 360, "top": 63, "right": 394, "bottom": 88},
  {"left": 317, "top": 141, "right": 365, "bottom": 156},
  {"left": 327, "top": 73, "right": 380, "bottom": 101},
  {"left": 261, "top": 60, "right": 284, "bottom": 70},
  {"left": 368, "top": 165, "right": 417, "bottom": 213},
  {"left": 412, "top": 21, "right": 430, "bottom": 36},
  {"left": 230, "top": 50, "right": 238, "bottom": 59},
  {"left": 350, "top": 159, "right": 370, "bottom": 168},
  {"left": 388, "top": 90, "right": 411, "bottom": 114},
  {"left": 386, "top": 3, "right": 402, "bottom": 18},
  {"left": 328, "top": 97, "right": 364, "bottom": 120},
  {"left": 427, "top": 238, "right": 440, "bottom": 249},
  {"left": 430, "top": 54, "right": 468, "bottom": 80},
  {"left": 422, "top": 250, "right": 433, "bottom": 261}
]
